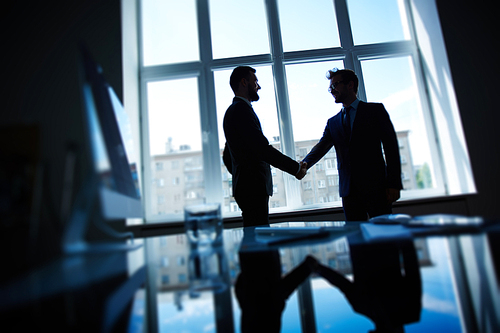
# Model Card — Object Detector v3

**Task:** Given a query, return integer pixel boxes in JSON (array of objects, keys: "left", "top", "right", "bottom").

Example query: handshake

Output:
[{"left": 295, "top": 161, "right": 308, "bottom": 180}]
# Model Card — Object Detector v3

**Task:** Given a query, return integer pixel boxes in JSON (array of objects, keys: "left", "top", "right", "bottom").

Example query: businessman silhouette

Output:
[
  {"left": 223, "top": 66, "right": 306, "bottom": 227},
  {"left": 302, "top": 68, "right": 402, "bottom": 221}
]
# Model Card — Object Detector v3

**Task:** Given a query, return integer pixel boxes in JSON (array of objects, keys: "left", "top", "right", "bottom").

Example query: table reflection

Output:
[
  {"left": 313, "top": 233, "right": 422, "bottom": 333},
  {"left": 145, "top": 221, "right": 500, "bottom": 333},
  {"left": 236, "top": 237, "right": 317, "bottom": 331}
]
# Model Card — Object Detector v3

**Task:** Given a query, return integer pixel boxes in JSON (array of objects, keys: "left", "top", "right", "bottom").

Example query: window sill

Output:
[{"left": 129, "top": 193, "right": 477, "bottom": 237}]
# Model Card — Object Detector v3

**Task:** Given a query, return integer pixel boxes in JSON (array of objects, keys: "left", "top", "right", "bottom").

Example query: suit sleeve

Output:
[
  {"left": 378, "top": 105, "right": 403, "bottom": 190},
  {"left": 303, "top": 122, "right": 334, "bottom": 168},
  {"left": 261, "top": 145, "right": 300, "bottom": 175},
  {"left": 223, "top": 142, "right": 232, "bottom": 174},
  {"left": 224, "top": 102, "right": 299, "bottom": 175}
]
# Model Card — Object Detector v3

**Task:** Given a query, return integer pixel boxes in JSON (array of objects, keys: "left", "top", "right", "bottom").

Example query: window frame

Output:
[{"left": 138, "top": 0, "right": 453, "bottom": 223}]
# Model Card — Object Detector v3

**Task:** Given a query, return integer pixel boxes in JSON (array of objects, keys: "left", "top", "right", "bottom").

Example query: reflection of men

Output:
[
  {"left": 223, "top": 66, "right": 306, "bottom": 227},
  {"left": 302, "top": 68, "right": 402, "bottom": 221},
  {"left": 313, "top": 235, "right": 422, "bottom": 332},
  {"left": 235, "top": 228, "right": 317, "bottom": 332}
]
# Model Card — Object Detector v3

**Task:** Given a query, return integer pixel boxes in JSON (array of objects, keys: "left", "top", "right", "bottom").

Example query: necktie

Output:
[{"left": 343, "top": 106, "right": 352, "bottom": 140}]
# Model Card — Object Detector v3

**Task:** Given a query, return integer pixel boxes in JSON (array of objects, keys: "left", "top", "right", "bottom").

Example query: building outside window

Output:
[{"left": 138, "top": 0, "right": 474, "bottom": 223}]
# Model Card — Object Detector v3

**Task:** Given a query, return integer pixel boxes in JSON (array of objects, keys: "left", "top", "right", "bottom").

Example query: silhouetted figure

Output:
[
  {"left": 235, "top": 249, "right": 316, "bottom": 332},
  {"left": 223, "top": 66, "right": 306, "bottom": 227},
  {"left": 302, "top": 68, "right": 402, "bottom": 221},
  {"left": 314, "top": 235, "right": 422, "bottom": 332}
]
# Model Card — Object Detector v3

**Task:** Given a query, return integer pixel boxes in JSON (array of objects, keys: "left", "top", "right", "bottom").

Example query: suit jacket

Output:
[
  {"left": 223, "top": 97, "right": 299, "bottom": 198},
  {"left": 303, "top": 101, "right": 402, "bottom": 197}
]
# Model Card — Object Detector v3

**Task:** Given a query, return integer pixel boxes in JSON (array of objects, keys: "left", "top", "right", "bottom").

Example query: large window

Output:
[{"left": 138, "top": 0, "right": 473, "bottom": 222}]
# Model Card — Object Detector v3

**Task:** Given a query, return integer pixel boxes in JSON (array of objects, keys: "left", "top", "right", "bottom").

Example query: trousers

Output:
[
  {"left": 235, "top": 194, "right": 270, "bottom": 227},
  {"left": 342, "top": 186, "right": 392, "bottom": 221}
]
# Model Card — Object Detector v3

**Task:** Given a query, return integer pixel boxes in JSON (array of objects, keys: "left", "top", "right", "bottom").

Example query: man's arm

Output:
[
  {"left": 225, "top": 102, "right": 300, "bottom": 176},
  {"left": 377, "top": 104, "right": 403, "bottom": 203},
  {"left": 260, "top": 144, "right": 301, "bottom": 176},
  {"left": 302, "top": 123, "right": 334, "bottom": 169},
  {"left": 223, "top": 142, "right": 232, "bottom": 174}
]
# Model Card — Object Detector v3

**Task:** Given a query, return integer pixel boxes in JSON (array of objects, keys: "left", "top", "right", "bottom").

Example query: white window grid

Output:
[{"left": 138, "top": 0, "right": 446, "bottom": 221}]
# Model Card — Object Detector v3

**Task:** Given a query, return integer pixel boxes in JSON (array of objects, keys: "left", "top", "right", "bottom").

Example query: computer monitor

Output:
[
  {"left": 82, "top": 48, "right": 142, "bottom": 219},
  {"left": 63, "top": 45, "right": 143, "bottom": 253}
]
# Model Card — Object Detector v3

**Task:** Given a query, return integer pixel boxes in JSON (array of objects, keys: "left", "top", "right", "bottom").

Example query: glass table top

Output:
[{"left": 136, "top": 221, "right": 500, "bottom": 333}]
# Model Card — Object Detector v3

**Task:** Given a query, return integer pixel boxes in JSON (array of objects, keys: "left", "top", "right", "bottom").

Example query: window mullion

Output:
[
  {"left": 137, "top": 1, "right": 154, "bottom": 222},
  {"left": 334, "top": 0, "right": 354, "bottom": 64},
  {"left": 265, "top": 0, "right": 295, "bottom": 158},
  {"left": 265, "top": 0, "right": 305, "bottom": 212},
  {"left": 140, "top": 79, "right": 155, "bottom": 222},
  {"left": 333, "top": 0, "right": 367, "bottom": 101},
  {"left": 196, "top": 0, "right": 224, "bottom": 206}
]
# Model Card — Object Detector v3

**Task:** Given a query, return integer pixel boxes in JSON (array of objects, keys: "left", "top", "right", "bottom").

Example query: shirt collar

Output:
[
  {"left": 344, "top": 98, "right": 360, "bottom": 111},
  {"left": 234, "top": 96, "right": 252, "bottom": 107}
]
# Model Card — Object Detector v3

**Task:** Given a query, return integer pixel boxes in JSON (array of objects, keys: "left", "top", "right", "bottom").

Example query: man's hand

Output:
[
  {"left": 296, "top": 161, "right": 308, "bottom": 180},
  {"left": 386, "top": 188, "right": 400, "bottom": 204}
]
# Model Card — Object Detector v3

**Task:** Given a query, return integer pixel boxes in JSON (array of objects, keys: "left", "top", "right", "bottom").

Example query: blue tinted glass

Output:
[
  {"left": 210, "top": 0, "right": 269, "bottom": 59},
  {"left": 278, "top": 0, "right": 340, "bottom": 52},
  {"left": 141, "top": 0, "right": 199, "bottom": 66},
  {"left": 347, "top": 0, "right": 410, "bottom": 45}
]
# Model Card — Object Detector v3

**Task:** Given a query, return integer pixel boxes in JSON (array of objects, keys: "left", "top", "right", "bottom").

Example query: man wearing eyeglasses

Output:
[{"left": 302, "top": 68, "right": 402, "bottom": 221}]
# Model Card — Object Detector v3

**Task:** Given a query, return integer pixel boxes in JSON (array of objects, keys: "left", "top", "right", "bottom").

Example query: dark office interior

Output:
[{"left": 1, "top": 0, "right": 499, "bottom": 332}]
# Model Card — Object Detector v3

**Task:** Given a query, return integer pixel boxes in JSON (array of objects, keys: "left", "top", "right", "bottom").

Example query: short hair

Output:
[
  {"left": 327, "top": 68, "right": 359, "bottom": 94},
  {"left": 230, "top": 66, "right": 256, "bottom": 93}
]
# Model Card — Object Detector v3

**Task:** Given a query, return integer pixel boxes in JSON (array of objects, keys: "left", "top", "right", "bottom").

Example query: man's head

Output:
[
  {"left": 327, "top": 68, "right": 358, "bottom": 106},
  {"left": 230, "top": 66, "right": 261, "bottom": 102}
]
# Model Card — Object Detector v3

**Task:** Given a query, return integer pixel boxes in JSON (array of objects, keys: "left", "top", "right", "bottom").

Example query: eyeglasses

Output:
[{"left": 328, "top": 80, "right": 345, "bottom": 92}]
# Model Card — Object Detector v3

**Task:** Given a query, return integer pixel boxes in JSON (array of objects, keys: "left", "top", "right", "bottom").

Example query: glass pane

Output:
[
  {"left": 141, "top": 0, "right": 199, "bottom": 66},
  {"left": 213, "top": 66, "right": 283, "bottom": 214},
  {"left": 278, "top": 0, "right": 340, "bottom": 52},
  {"left": 146, "top": 78, "right": 205, "bottom": 218},
  {"left": 347, "top": 0, "right": 410, "bottom": 45},
  {"left": 361, "top": 56, "right": 436, "bottom": 191},
  {"left": 286, "top": 61, "right": 344, "bottom": 207},
  {"left": 209, "top": 0, "right": 270, "bottom": 59}
]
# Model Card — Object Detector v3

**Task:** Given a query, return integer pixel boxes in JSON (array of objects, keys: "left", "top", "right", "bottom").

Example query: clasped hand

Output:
[{"left": 296, "top": 161, "right": 308, "bottom": 180}]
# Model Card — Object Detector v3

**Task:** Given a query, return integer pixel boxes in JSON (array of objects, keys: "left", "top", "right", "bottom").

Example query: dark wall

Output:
[
  {"left": 3, "top": 0, "right": 122, "bottom": 206},
  {"left": 1, "top": 1, "right": 122, "bottom": 266},
  {"left": 436, "top": 1, "right": 500, "bottom": 218}
]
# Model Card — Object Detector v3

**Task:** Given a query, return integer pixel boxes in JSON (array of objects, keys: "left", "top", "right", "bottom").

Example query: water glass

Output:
[{"left": 184, "top": 203, "right": 223, "bottom": 251}]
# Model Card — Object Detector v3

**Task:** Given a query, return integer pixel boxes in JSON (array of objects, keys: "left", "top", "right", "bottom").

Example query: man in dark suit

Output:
[
  {"left": 302, "top": 68, "right": 402, "bottom": 221},
  {"left": 223, "top": 66, "right": 307, "bottom": 227}
]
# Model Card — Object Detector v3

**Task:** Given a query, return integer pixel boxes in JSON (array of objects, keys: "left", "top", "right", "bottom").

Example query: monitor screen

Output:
[{"left": 81, "top": 47, "right": 143, "bottom": 220}]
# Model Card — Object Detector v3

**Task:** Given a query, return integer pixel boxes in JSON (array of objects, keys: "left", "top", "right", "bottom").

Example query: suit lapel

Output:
[
  {"left": 331, "top": 112, "right": 349, "bottom": 143},
  {"left": 350, "top": 101, "right": 365, "bottom": 140},
  {"left": 336, "top": 108, "right": 351, "bottom": 143},
  {"left": 233, "top": 97, "right": 263, "bottom": 132}
]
